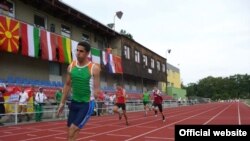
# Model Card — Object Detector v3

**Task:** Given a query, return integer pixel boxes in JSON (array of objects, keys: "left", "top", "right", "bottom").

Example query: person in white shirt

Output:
[
  {"left": 18, "top": 87, "right": 30, "bottom": 122},
  {"left": 34, "top": 87, "right": 47, "bottom": 122}
]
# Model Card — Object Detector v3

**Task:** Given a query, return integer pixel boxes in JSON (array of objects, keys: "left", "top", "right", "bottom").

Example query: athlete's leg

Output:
[
  {"left": 143, "top": 101, "right": 147, "bottom": 116},
  {"left": 68, "top": 124, "right": 80, "bottom": 141},
  {"left": 67, "top": 101, "right": 95, "bottom": 141},
  {"left": 152, "top": 103, "right": 158, "bottom": 116},
  {"left": 113, "top": 105, "right": 119, "bottom": 113},
  {"left": 158, "top": 104, "right": 165, "bottom": 122},
  {"left": 113, "top": 104, "right": 122, "bottom": 119},
  {"left": 120, "top": 104, "right": 128, "bottom": 125}
]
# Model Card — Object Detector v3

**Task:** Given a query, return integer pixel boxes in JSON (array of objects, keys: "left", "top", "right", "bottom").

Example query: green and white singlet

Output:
[
  {"left": 69, "top": 61, "right": 95, "bottom": 102},
  {"left": 143, "top": 92, "right": 150, "bottom": 102}
]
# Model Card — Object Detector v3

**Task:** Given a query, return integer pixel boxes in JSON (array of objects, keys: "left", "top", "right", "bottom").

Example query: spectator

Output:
[
  {"left": 34, "top": 87, "right": 47, "bottom": 122},
  {"left": 18, "top": 87, "right": 30, "bottom": 122},
  {"left": 102, "top": 91, "right": 109, "bottom": 114},
  {"left": 54, "top": 88, "right": 62, "bottom": 106},
  {"left": 108, "top": 94, "right": 115, "bottom": 115},
  {"left": 0, "top": 84, "right": 6, "bottom": 126},
  {"left": 25, "top": 85, "right": 35, "bottom": 120},
  {"left": 97, "top": 91, "right": 105, "bottom": 116}
]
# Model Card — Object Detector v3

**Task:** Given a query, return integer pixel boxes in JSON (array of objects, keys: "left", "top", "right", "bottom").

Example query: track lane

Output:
[{"left": 0, "top": 102, "right": 249, "bottom": 141}]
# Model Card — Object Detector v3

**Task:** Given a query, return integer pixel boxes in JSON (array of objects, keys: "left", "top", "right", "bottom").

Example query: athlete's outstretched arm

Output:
[
  {"left": 56, "top": 67, "right": 71, "bottom": 116},
  {"left": 93, "top": 64, "right": 101, "bottom": 99}
]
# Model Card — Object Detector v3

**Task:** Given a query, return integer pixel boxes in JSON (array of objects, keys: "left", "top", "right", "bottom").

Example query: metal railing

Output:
[{"left": 0, "top": 99, "right": 197, "bottom": 126}]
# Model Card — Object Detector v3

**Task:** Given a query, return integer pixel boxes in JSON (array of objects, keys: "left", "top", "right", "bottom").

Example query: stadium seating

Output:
[{"left": 4, "top": 76, "right": 63, "bottom": 88}]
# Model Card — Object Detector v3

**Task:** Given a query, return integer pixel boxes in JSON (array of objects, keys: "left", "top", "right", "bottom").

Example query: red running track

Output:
[{"left": 0, "top": 102, "right": 250, "bottom": 141}]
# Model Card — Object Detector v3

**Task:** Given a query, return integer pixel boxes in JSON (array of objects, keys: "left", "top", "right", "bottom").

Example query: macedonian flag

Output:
[{"left": 0, "top": 15, "right": 20, "bottom": 53}]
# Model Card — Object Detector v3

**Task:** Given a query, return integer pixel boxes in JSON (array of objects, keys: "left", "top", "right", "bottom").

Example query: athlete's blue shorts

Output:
[{"left": 67, "top": 100, "right": 95, "bottom": 129}]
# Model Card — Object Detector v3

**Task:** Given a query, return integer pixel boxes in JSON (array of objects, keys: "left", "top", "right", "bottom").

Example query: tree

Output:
[
  {"left": 185, "top": 74, "right": 250, "bottom": 100},
  {"left": 120, "top": 29, "right": 133, "bottom": 39}
]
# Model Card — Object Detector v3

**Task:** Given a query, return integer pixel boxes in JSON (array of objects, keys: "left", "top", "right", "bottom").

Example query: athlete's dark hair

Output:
[{"left": 78, "top": 41, "right": 91, "bottom": 52}]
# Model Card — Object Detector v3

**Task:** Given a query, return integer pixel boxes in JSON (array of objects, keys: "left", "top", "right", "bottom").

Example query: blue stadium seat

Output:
[{"left": 7, "top": 76, "right": 15, "bottom": 84}]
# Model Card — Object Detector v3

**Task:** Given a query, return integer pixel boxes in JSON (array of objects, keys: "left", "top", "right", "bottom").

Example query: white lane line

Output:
[
  {"left": 166, "top": 126, "right": 174, "bottom": 129},
  {"left": 237, "top": 102, "right": 241, "bottom": 125},
  {"left": 77, "top": 106, "right": 220, "bottom": 140},
  {"left": 8, "top": 127, "right": 21, "bottom": 129},
  {"left": 55, "top": 136, "right": 67, "bottom": 140},
  {"left": 107, "top": 134, "right": 131, "bottom": 137},
  {"left": 0, "top": 130, "right": 43, "bottom": 137},
  {"left": 135, "top": 126, "right": 157, "bottom": 129},
  {"left": 124, "top": 106, "right": 224, "bottom": 141},
  {"left": 81, "top": 132, "right": 96, "bottom": 135},
  {"left": 20, "top": 133, "right": 65, "bottom": 141},
  {"left": 26, "top": 134, "right": 37, "bottom": 137},
  {"left": 203, "top": 104, "right": 231, "bottom": 125},
  {"left": 3, "top": 132, "right": 12, "bottom": 134},
  {"left": 47, "top": 129, "right": 67, "bottom": 133},
  {"left": 145, "top": 136, "right": 173, "bottom": 140}
]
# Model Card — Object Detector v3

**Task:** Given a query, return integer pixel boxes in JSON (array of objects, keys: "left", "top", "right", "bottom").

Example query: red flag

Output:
[
  {"left": 113, "top": 55, "right": 123, "bottom": 74},
  {"left": 0, "top": 15, "right": 20, "bottom": 53},
  {"left": 40, "top": 29, "right": 57, "bottom": 61}
]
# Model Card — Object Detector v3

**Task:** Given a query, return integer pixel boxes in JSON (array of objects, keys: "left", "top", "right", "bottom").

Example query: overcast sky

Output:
[{"left": 62, "top": 0, "right": 250, "bottom": 85}]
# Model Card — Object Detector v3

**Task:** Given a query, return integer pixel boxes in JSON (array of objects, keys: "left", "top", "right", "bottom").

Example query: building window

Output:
[
  {"left": 162, "top": 64, "right": 165, "bottom": 72},
  {"left": 98, "top": 39, "right": 104, "bottom": 49},
  {"left": 135, "top": 50, "right": 140, "bottom": 63},
  {"left": 143, "top": 55, "right": 148, "bottom": 66},
  {"left": 61, "top": 24, "right": 71, "bottom": 38},
  {"left": 124, "top": 45, "right": 130, "bottom": 59},
  {"left": 49, "top": 62, "right": 61, "bottom": 75},
  {"left": 81, "top": 33, "right": 89, "bottom": 42},
  {"left": 34, "top": 14, "right": 46, "bottom": 28},
  {"left": 157, "top": 61, "right": 160, "bottom": 71},
  {"left": 0, "top": 0, "right": 14, "bottom": 17},
  {"left": 151, "top": 58, "right": 155, "bottom": 68},
  {"left": 50, "top": 23, "right": 55, "bottom": 32}
]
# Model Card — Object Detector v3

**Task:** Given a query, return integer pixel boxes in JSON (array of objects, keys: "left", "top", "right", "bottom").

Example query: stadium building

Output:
[
  {"left": 0, "top": 0, "right": 170, "bottom": 99},
  {"left": 166, "top": 63, "right": 187, "bottom": 100}
]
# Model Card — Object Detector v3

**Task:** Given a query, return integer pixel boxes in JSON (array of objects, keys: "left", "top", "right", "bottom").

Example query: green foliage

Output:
[
  {"left": 185, "top": 74, "right": 250, "bottom": 100},
  {"left": 120, "top": 29, "right": 133, "bottom": 39}
]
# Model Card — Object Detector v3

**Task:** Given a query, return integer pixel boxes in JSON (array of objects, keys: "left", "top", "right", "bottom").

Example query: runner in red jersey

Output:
[
  {"left": 113, "top": 85, "right": 129, "bottom": 125},
  {"left": 152, "top": 87, "right": 166, "bottom": 122}
]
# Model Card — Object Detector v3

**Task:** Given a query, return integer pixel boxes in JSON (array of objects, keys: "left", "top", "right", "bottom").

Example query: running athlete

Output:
[
  {"left": 152, "top": 87, "right": 166, "bottom": 122},
  {"left": 113, "top": 85, "right": 129, "bottom": 125},
  {"left": 56, "top": 41, "right": 100, "bottom": 141},
  {"left": 142, "top": 89, "right": 151, "bottom": 117}
]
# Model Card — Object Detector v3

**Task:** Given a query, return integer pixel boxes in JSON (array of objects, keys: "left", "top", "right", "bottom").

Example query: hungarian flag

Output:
[
  {"left": 0, "top": 15, "right": 20, "bottom": 53},
  {"left": 91, "top": 47, "right": 100, "bottom": 64},
  {"left": 57, "top": 35, "right": 72, "bottom": 64},
  {"left": 21, "top": 23, "right": 40, "bottom": 58},
  {"left": 40, "top": 29, "right": 57, "bottom": 61}
]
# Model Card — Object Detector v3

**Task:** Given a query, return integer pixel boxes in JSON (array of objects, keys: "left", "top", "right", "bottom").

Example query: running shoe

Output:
[
  {"left": 119, "top": 113, "right": 122, "bottom": 120},
  {"left": 126, "top": 121, "right": 129, "bottom": 126},
  {"left": 162, "top": 116, "right": 165, "bottom": 122}
]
